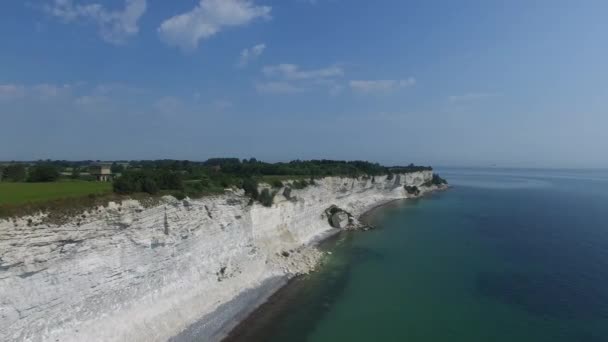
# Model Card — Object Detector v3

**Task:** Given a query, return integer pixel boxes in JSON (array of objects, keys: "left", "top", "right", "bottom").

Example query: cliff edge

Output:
[{"left": 0, "top": 171, "right": 443, "bottom": 341}]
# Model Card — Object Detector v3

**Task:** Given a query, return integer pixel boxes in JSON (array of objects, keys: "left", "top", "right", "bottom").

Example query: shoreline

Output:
[
  {"left": 2, "top": 172, "right": 442, "bottom": 341},
  {"left": 219, "top": 187, "right": 447, "bottom": 341}
]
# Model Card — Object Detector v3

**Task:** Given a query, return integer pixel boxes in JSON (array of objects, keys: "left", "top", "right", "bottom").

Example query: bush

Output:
[
  {"left": 173, "top": 192, "right": 186, "bottom": 200},
  {"left": 242, "top": 178, "right": 259, "bottom": 200},
  {"left": 271, "top": 179, "right": 283, "bottom": 188},
  {"left": 2, "top": 164, "right": 27, "bottom": 182},
  {"left": 112, "top": 169, "right": 184, "bottom": 195},
  {"left": 292, "top": 180, "right": 309, "bottom": 190},
  {"left": 142, "top": 178, "right": 159, "bottom": 195},
  {"left": 190, "top": 181, "right": 204, "bottom": 193},
  {"left": 113, "top": 175, "right": 140, "bottom": 194},
  {"left": 70, "top": 167, "right": 81, "bottom": 179},
  {"left": 28, "top": 164, "right": 60, "bottom": 182},
  {"left": 156, "top": 170, "right": 183, "bottom": 190},
  {"left": 259, "top": 189, "right": 275, "bottom": 207}
]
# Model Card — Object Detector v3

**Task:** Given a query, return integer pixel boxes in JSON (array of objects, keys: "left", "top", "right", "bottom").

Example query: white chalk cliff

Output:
[{"left": 0, "top": 172, "right": 438, "bottom": 342}]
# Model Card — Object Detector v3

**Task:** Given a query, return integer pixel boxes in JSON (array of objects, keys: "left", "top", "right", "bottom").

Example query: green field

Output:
[{"left": 0, "top": 181, "right": 112, "bottom": 205}]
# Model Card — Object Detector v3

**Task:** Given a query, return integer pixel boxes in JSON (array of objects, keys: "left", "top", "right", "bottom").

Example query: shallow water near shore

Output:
[{"left": 225, "top": 168, "right": 608, "bottom": 342}]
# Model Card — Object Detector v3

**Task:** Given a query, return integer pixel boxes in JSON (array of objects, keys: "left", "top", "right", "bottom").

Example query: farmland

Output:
[{"left": 0, "top": 181, "right": 112, "bottom": 206}]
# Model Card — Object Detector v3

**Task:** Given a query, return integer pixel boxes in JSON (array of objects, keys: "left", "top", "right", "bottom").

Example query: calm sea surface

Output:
[{"left": 226, "top": 168, "right": 608, "bottom": 342}]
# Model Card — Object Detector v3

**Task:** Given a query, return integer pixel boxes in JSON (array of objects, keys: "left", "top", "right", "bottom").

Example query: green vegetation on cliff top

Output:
[{"left": 0, "top": 159, "right": 439, "bottom": 219}]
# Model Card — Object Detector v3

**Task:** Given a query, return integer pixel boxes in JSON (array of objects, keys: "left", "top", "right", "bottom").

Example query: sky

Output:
[{"left": 1, "top": 0, "right": 607, "bottom": 168}]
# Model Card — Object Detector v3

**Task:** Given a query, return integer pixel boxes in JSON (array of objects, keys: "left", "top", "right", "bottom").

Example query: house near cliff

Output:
[{"left": 89, "top": 164, "right": 113, "bottom": 182}]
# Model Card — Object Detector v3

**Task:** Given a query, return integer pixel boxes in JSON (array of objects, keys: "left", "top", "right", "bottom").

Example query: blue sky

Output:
[{"left": 1, "top": 0, "right": 607, "bottom": 168}]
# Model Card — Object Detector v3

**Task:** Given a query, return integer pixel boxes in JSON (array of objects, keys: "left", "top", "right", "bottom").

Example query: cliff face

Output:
[{"left": 0, "top": 171, "right": 436, "bottom": 342}]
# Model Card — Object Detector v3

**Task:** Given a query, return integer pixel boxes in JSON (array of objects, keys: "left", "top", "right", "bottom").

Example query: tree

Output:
[
  {"left": 111, "top": 162, "right": 125, "bottom": 174},
  {"left": 2, "top": 164, "right": 26, "bottom": 182},
  {"left": 113, "top": 176, "right": 139, "bottom": 194},
  {"left": 142, "top": 178, "right": 159, "bottom": 195},
  {"left": 71, "top": 167, "right": 81, "bottom": 179},
  {"left": 156, "top": 170, "right": 183, "bottom": 190},
  {"left": 28, "top": 164, "right": 60, "bottom": 182}
]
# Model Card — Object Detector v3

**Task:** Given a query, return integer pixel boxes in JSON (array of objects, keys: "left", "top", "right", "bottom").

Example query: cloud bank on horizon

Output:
[{"left": 1, "top": 0, "right": 607, "bottom": 168}]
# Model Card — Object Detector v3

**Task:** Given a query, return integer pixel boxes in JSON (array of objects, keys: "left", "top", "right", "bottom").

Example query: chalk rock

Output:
[
  {"left": 331, "top": 211, "right": 350, "bottom": 229},
  {"left": 0, "top": 170, "right": 435, "bottom": 342}
]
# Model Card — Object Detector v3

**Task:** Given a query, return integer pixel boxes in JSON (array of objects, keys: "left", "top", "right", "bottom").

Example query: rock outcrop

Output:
[{"left": 0, "top": 172, "right": 439, "bottom": 342}]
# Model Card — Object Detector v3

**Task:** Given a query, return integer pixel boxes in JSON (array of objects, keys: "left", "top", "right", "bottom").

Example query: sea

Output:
[{"left": 225, "top": 168, "right": 608, "bottom": 342}]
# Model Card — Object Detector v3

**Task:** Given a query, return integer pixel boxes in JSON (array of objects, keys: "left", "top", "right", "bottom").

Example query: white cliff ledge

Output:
[{"left": 0, "top": 171, "right": 442, "bottom": 342}]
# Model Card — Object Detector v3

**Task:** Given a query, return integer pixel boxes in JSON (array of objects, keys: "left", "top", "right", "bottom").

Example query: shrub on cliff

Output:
[
  {"left": 292, "top": 180, "right": 309, "bottom": 190},
  {"left": 242, "top": 177, "right": 259, "bottom": 200},
  {"left": 259, "top": 189, "right": 275, "bottom": 207},
  {"left": 271, "top": 179, "right": 283, "bottom": 188}
]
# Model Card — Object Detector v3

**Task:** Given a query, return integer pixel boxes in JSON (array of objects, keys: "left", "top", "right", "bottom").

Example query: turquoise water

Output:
[{"left": 226, "top": 169, "right": 608, "bottom": 342}]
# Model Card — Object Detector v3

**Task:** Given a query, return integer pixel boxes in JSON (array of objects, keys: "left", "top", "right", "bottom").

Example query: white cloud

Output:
[
  {"left": 349, "top": 78, "right": 416, "bottom": 93},
  {"left": 158, "top": 0, "right": 271, "bottom": 51},
  {"left": 238, "top": 43, "right": 266, "bottom": 67},
  {"left": 0, "top": 83, "right": 73, "bottom": 102},
  {"left": 32, "top": 84, "right": 73, "bottom": 99},
  {"left": 43, "top": 0, "right": 147, "bottom": 44},
  {"left": 258, "top": 63, "right": 344, "bottom": 94},
  {"left": 448, "top": 92, "right": 500, "bottom": 102},
  {"left": 255, "top": 81, "right": 303, "bottom": 94},
  {"left": 262, "top": 64, "right": 343, "bottom": 80},
  {"left": 74, "top": 95, "right": 108, "bottom": 106},
  {"left": 0, "top": 85, "right": 26, "bottom": 101},
  {"left": 154, "top": 96, "right": 184, "bottom": 116},
  {"left": 214, "top": 99, "right": 234, "bottom": 110},
  {"left": 0, "top": 82, "right": 147, "bottom": 109}
]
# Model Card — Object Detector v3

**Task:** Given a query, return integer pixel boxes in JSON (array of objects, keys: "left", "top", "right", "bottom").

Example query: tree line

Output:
[
  {"left": 108, "top": 159, "right": 435, "bottom": 205},
  {"left": 0, "top": 164, "right": 60, "bottom": 182},
  {"left": 1, "top": 159, "right": 438, "bottom": 207}
]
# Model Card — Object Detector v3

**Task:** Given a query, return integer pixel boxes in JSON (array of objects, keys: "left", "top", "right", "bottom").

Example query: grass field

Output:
[{"left": 0, "top": 181, "right": 112, "bottom": 205}]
